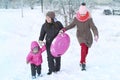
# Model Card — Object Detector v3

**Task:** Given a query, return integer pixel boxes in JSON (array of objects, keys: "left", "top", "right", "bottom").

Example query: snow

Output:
[{"left": 0, "top": 7, "right": 120, "bottom": 80}]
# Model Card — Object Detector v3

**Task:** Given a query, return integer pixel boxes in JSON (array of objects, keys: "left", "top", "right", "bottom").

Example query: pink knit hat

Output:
[
  {"left": 76, "top": 3, "right": 90, "bottom": 22},
  {"left": 78, "top": 3, "right": 88, "bottom": 14}
]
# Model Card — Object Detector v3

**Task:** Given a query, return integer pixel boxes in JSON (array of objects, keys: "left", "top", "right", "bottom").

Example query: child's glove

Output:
[{"left": 94, "top": 35, "right": 99, "bottom": 42}]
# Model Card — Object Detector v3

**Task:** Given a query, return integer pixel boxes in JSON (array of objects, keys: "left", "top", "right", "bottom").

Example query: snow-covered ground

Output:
[{"left": 0, "top": 7, "right": 120, "bottom": 80}]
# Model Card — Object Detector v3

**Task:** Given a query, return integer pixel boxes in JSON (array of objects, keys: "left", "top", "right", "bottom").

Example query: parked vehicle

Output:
[
  {"left": 112, "top": 9, "right": 120, "bottom": 15},
  {"left": 103, "top": 9, "right": 112, "bottom": 15}
]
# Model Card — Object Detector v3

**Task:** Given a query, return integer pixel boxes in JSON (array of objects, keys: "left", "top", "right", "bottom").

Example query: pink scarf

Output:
[{"left": 76, "top": 11, "right": 90, "bottom": 22}]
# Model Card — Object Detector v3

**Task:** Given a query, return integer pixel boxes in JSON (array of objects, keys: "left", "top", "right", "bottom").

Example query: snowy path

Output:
[{"left": 0, "top": 8, "right": 120, "bottom": 80}]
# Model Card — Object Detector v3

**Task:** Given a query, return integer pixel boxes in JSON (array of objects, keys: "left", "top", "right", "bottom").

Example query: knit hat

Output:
[
  {"left": 46, "top": 11, "right": 55, "bottom": 19},
  {"left": 76, "top": 3, "right": 90, "bottom": 22},
  {"left": 79, "top": 3, "right": 88, "bottom": 15}
]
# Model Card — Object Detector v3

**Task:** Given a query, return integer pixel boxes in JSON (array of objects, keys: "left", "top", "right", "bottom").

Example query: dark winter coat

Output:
[
  {"left": 39, "top": 21, "right": 63, "bottom": 43},
  {"left": 64, "top": 17, "right": 99, "bottom": 47},
  {"left": 39, "top": 21, "right": 63, "bottom": 72}
]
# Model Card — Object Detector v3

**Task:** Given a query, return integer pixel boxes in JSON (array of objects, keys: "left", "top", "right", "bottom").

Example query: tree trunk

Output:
[{"left": 41, "top": 0, "right": 43, "bottom": 12}]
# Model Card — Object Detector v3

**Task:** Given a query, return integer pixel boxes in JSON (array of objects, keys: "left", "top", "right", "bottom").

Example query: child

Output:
[{"left": 26, "top": 41, "right": 46, "bottom": 79}]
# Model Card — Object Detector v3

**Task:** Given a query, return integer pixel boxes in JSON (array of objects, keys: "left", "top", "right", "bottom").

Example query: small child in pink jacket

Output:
[{"left": 26, "top": 41, "right": 46, "bottom": 79}]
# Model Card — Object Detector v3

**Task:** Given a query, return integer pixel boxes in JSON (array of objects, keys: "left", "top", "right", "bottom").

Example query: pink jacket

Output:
[{"left": 26, "top": 41, "right": 46, "bottom": 66}]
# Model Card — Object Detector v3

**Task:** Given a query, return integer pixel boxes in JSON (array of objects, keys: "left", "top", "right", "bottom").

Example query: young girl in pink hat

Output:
[
  {"left": 26, "top": 41, "right": 46, "bottom": 79},
  {"left": 60, "top": 2, "right": 99, "bottom": 71}
]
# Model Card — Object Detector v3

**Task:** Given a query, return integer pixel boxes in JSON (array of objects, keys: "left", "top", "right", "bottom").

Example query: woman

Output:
[
  {"left": 60, "top": 3, "right": 99, "bottom": 71},
  {"left": 39, "top": 11, "right": 63, "bottom": 75}
]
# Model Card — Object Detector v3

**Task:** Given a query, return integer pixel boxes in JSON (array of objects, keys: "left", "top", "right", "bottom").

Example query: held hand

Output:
[
  {"left": 38, "top": 40, "right": 45, "bottom": 46},
  {"left": 59, "top": 28, "right": 66, "bottom": 34},
  {"left": 59, "top": 30, "right": 64, "bottom": 34},
  {"left": 94, "top": 35, "right": 99, "bottom": 42}
]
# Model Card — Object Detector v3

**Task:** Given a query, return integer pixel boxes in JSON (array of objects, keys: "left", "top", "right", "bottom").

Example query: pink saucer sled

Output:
[{"left": 50, "top": 33, "right": 70, "bottom": 57}]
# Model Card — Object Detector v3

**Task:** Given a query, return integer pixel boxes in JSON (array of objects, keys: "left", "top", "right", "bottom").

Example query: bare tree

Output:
[
  {"left": 41, "top": 0, "right": 43, "bottom": 12},
  {"left": 4, "top": 0, "right": 9, "bottom": 9},
  {"left": 21, "top": 0, "right": 24, "bottom": 17},
  {"left": 60, "top": 0, "right": 68, "bottom": 26},
  {"left": 29, "top": 0, "right": 35, "bottom": 9}
]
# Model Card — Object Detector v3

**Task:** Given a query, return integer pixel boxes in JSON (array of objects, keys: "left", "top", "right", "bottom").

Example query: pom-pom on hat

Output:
[
  {"left": 79, "top": 2, "right": 88, "bottom": 15},
  {"left": 76, "top": 2, "right": 90, "bottom": 22}
]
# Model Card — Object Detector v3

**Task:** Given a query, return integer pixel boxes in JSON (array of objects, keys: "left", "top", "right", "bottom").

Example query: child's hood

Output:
[{"left": 31, "top": 41, "right": 40, "bottom": 50}]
